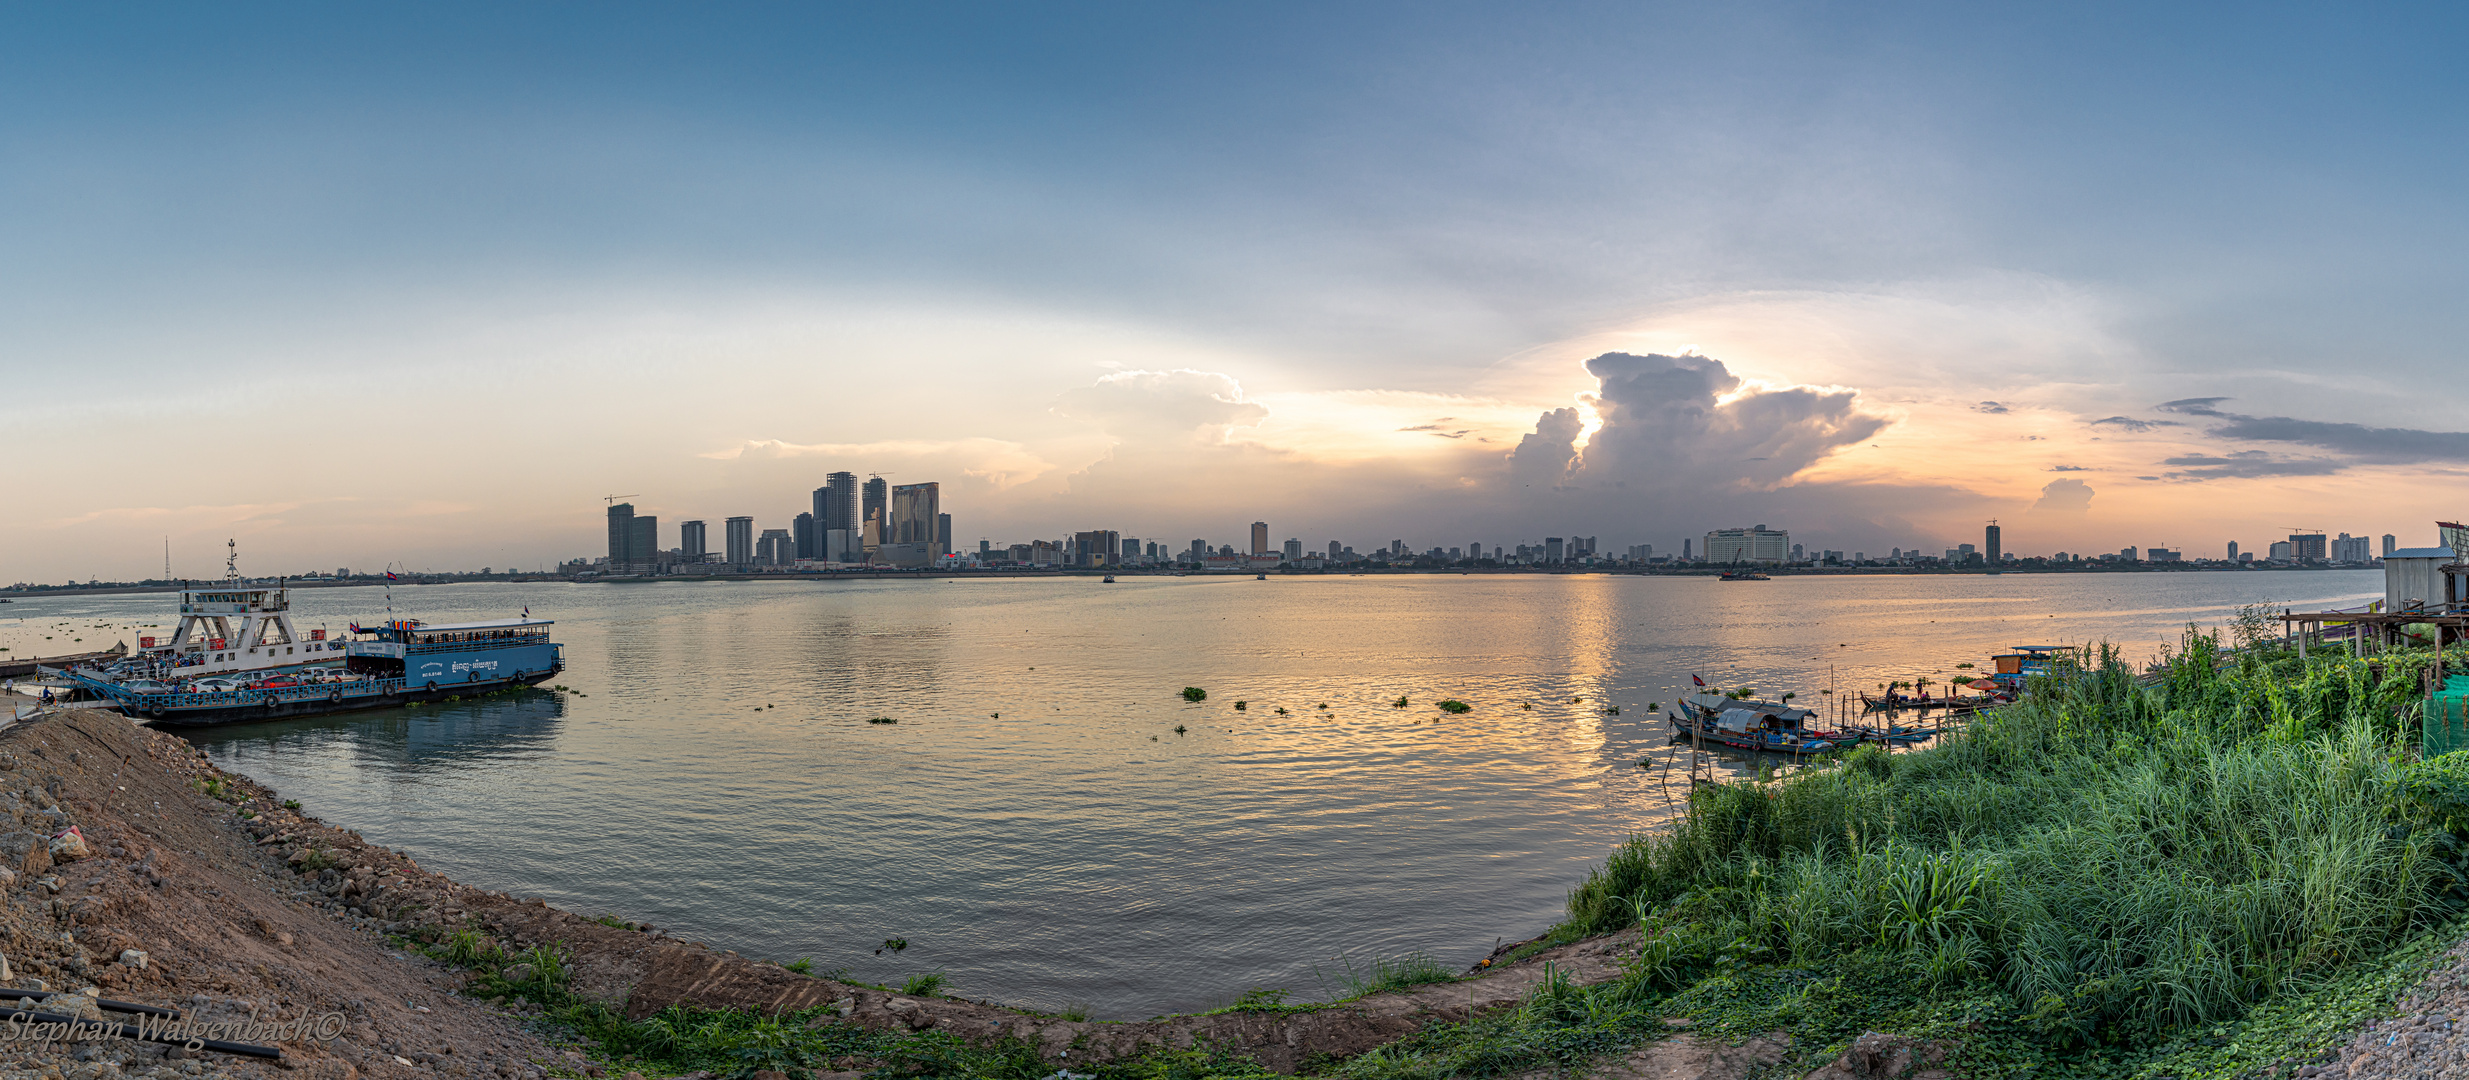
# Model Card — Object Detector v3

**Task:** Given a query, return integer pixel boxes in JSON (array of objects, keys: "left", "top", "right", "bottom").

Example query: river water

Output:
[{"left": 0, "top": 571, "right": 2379, "bottom": 1017}]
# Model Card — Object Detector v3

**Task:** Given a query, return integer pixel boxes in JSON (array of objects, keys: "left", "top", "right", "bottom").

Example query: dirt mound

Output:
[{"left": 0, "top": 707, "right": 572, "bottom": 1078}]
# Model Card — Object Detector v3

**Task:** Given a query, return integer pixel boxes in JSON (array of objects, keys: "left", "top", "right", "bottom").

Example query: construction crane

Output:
[{"left": 604, "top": 493, "right": 639, "bottom": 505}]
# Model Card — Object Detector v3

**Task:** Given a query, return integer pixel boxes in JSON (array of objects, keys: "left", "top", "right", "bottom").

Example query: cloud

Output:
[
  {"left": 1052, "top": 369, "right": 1269, "bottom": 445},
  {"left": 2158, "top": 451, "right": 2345, "bottom": 480},
  {"left": 2149, "top": 395, "right": 2469, "bottom": 471},
  {"left": 1510, "top": 407, "right": 1585, "bottom": 487},
  {"left": 1539, "top": 352, "right": 1890, "bottom": 491},
  {"left": 2087, "top": 416, "right": 2178, "bottom": 433},
  {"left": 696, "top": 437, "right": 1054, "bottom": 489},
  {"left": 2048, "top": 464, "right": 2088, "bottom": 472},
  {"left": 2029, "top": 478, "right": 2093, "bottom": 515},
  {"left": 1974, "top": 401, "right": 2010, "bottom": 414},
  {"left": 2155, "top": 397, "right": 2232, "bottom": 417}
]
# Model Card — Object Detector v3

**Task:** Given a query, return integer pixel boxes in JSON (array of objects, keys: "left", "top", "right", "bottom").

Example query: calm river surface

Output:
[{"left": 0, "top": 571, "right": 2379, "bottom": 1016}]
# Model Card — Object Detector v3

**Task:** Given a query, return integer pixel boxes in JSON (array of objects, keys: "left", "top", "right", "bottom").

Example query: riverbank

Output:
[{"left": 7, "top": 637, "right": 2469, "bottom": 1077}]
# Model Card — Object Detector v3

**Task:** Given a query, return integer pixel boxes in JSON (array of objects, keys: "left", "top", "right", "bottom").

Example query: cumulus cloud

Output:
[
  {"left": 2048, "top": 464, "right": 2088, "bottom": 472},
  {"left": 1509, "top": 407, "right": 1584, "bottom": 488},
  {"left": 1974, "top": 401, "right": 2010, "bottom": 414},
  {"left": 2028, "top": 478, "right": 2094, "bottom": 515},
  {"left": 2154, "top": 396, "right": 2469, "bottom": 464},
  {"left": 1529, "top": 352, "right": 1889, "bottom": 491}
]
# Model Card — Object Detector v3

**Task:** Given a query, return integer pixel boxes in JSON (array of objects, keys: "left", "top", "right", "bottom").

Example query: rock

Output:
[
  {"left": 48, "top": 826, "right": 90, "bottom": 861},
  {"left": 0, "top": 832, "right": 54, "bottom": 875},
  {"left": 1805, "top": 1031, "right": 1955, "bottom": 1080},
  {"left": 117, "top": 949, "right": 147, "bottom": 969}
]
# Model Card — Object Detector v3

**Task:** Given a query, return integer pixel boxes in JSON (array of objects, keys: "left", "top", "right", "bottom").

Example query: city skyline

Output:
[{"left": 10, "top": 6, "right": 2469, "bottom": 581}]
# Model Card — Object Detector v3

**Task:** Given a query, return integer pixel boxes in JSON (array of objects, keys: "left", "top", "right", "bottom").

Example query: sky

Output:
[{"left": 6, "top": 3, "right": 2468, "bottom": 580}]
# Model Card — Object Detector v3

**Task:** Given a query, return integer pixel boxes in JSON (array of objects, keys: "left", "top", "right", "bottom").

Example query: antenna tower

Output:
[{"left": 224, "top": 539, "right": 238, "bottom": 583}]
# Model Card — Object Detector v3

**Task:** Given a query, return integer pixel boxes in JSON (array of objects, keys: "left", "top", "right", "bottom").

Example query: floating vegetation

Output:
[
  {"left": 1316, "top": 702, "right": 1328, "bottom": 709},
  {"left": 1571, "top": 696, "right": 1583, "bottom": 703},
  {"left": 1520, "top": 701, "right": 1532, "bottom": 710},
  {"left": 867, "top": 717, "right": 897, "bottom": 724},
  {"left": 1182, "top": 687, "right": 1207, "bottom": 702},
  {"left": 1437, "top": 699, "right": 1472, "bottom": 714},
  {"left": 1234, "top": 701, "right": 1248, "bottom": 711},
  {"left": 1274, "top": 707, "right": 1288, "bottom": 715},
  {"left": 877, "top": 938, "right": 908, "bottom": 954},
  {"left": 1392, "top": 696, "right": 1410, "bottom": 708},
  {"left": 1955, "top": 661, "right": 1976, "bottom": 669},
  {"left": 1173, "top": 724, "right": 1187, "bottom": 734},
  {"left": 1601, "top": 706, "right": 1620, "bottom": 715}
]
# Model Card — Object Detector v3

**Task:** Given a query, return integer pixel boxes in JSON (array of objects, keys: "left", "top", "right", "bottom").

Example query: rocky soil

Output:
[{"left": 2297, "top": 935, "right": 2469, "bottom": 1079}]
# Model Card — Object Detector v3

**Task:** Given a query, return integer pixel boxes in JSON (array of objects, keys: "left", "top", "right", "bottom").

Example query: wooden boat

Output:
[
  {"left": 1669, "top": 695, "right": 1837, "bottom": 753},
  {"left": 1718, "top": 570, "right": 1771, "bottom": 580}
]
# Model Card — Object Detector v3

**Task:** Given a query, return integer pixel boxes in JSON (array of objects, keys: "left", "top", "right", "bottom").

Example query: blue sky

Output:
[{"left": 6, "top": 4, "right": 2466, "bottom": 578}]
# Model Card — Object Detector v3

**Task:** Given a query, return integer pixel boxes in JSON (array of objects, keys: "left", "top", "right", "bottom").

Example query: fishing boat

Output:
[
  {"left": 1987, "top": 645, "right": 2081, "bottom": 692},
  {"left": 47, "top": 616, "right": 563, "bottom": 726},
  {"left": 1858, "top": 690, "right": 2000, "bottom": 714},
  {"left": 1718, "top": 569, "right": 1771, "bottom": 580},
  {"left": 1669, "top": 695, "right": 1837, "bottom": 753}
]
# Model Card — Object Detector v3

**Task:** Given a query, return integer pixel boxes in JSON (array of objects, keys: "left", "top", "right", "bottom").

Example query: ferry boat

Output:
[{"left": 50, "top": 616, "right": 563, "bottom": 726}]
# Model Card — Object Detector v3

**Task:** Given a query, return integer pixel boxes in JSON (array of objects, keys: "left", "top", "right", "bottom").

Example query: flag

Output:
[
  {"left": 521, "top": 606, "right": 530, "bottom": 618},
  {"left": 1691, "top": 674, "right": 1706, "bottom": 686},
  {"left": 385, "top": 571, "right": 397, "bottom": 581}
]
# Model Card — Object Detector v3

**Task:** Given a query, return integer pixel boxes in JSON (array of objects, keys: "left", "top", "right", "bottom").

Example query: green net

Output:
[{"left": 2428, "top": 675, "right": 2469, "bottom": 759}]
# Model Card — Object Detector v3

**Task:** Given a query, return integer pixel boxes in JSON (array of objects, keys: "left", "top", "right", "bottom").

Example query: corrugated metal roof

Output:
[{"left": 2388, "top": 548, "right": 2455, "bottom": 559}]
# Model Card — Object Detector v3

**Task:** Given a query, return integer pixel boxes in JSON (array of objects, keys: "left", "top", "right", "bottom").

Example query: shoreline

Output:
[{"left": 0, "top": 562, "right": 2378, "bottom": 601}]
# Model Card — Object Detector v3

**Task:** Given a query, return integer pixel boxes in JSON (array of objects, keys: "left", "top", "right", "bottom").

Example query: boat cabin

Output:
[
  {"left": 137, "top": 585, "right": 339, "bottom": 677},
  {"left": 344, "top": 618, "right": 560, "bottom": 691},
  {"left": 1990, "top": 645, "right": 2078, "bottom": 690}
]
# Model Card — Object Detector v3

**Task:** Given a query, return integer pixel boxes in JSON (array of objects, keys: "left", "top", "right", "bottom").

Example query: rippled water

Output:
[{"left": 0, "top": 571, "right": 2378, "bottom": 1016}]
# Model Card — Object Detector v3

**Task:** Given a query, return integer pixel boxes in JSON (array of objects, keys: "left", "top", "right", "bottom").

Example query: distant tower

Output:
[
  {"left": 725, "top": 516, "right": 755, "bottom": 567},
  {"left": 680, "top": 520, "right": 708, "bottom": 561},
  {"left": 861, "top": 477, "right": 888, "bottom": 553},
  {"left": 2227, "top": 540, "right": 2239, "bottom": 562},
  {"left": 2384, "top": 534, "right": 2398, "bottom": 557},
  {"left": 607, "top": 503, "right": 636, "bottom": 567},
  {"left": 1250, "top": 521, "right": 1270, "bottom": 556},
  {"left": 1985, "top": 521, "right": 2002, "bottom": 564}
]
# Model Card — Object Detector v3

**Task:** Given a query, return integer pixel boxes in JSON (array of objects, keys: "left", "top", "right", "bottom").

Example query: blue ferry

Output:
[{"left": 47, "top": 615, "right": 563, "bottom": 726}]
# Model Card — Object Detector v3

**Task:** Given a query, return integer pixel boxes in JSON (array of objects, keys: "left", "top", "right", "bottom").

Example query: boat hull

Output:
[{"left": 83, "top": 667, "right": 561, "bottom": 727}]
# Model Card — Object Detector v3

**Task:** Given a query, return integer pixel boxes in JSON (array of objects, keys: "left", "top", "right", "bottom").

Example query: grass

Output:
[
  {"left": 1326, "top": 954, "right": 1460, "bottom": 998},
  {"left": 1330, "top": 634, "right": 2469, "bottom": 1080},
  {"left": 901, "top": 972, "right": 947, "bottom": 996}
]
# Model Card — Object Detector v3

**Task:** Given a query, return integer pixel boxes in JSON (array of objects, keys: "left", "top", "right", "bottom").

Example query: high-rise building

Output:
[
  {"left": 2227, "top": 540, "right": 2239, "bottom": 562},
  {"left": 1469, "top": 542, "right": 1484, "bottom": 561},
  {"left": 725, "top": 516, "right": 755, "bottom": 566},
  {"left": 1283, "top": 538, "right": 1303, "bottom": 561},
  {"left": 2384, "top": 534, "right": 2399, "bottom": 557},
  {"left": 889, "top": 483, "right": 942, "bottom": 554},
  {"left": 1985, "top": 522, "right": 2002, "bottom": 565},
  {"left": 1328, "top": 540, "right": 1342, "bottom": 561},
  {"left": 1250, "top": 521, "right": 1270, "bottom": 556},
  {"left": 1703, "top": 525, "right": 1789, "bottom": 564},
  {"left": 1682, "top": 538, "right": 1692, "bottom": 561},
  {"left": 1545, "top": 537, "right": 1565, "bottom": 563},
  {"left": 2268, "top": 540, "right": 2294, "bottom": 562},
  {"left": 1072, "top": 530, "right": 1121, "bottom": 568},
  {"left": 820, "top": 473, "right": 858, "bottom": 533},
  {"left": 938, "top": 513, "right": 952, "bottom": 556},
  {"left": 2288, "top": 533, "right": 2327, "bottom": 562},
  {"left": 793, "top": 512, "right": 816, "bottom": 560},
  {"left": 861, "top": 477, "right": 888, "bottom": 555},
  {"left": 628, "top": 515, "right": 657, "bottom": 573},
  {"left": 680, "top": 520, "right": 708, "bottom": 561},
  {"left": 1122, "top": 537, "right": 1141, "bottom": 563},
  {"left": 607, "top": 503, "right": 636, "bottom": 568},
  {"left": 1791, "top": 543, "right": 1805, "bottom": 562},
  {"left": 756, "top": 528, "right": 793, "bottom": 566},
  {"left": 2332, "top": 533, "right": 2372, "bottom": 564}
]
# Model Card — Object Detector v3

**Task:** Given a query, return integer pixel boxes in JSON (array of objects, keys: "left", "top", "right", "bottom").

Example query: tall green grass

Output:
[{"left": 1352, "top": 635, "right": 2469, "bottom": 1078}]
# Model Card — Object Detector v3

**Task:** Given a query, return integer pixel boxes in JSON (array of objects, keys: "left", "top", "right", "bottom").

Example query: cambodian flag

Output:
[
  {"left": 1691, "top": 674, "right": 1706, "bottom": 686},
  {"left": 385, "top": 571, "right": 397, "bottom": 581}
]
